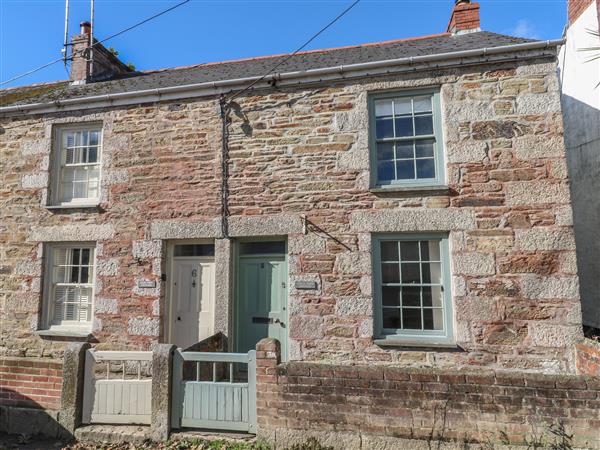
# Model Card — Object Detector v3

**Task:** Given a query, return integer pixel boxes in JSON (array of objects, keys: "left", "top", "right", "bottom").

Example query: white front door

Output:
[{"left": 170, "top": 258, "right": 215, "bottom": 349}]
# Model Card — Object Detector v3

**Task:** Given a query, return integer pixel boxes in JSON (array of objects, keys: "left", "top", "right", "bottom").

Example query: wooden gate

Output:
[
  {"left": 171, "top": 350, "right": 256, "bottom": 433},
  {"left": 82, "top": 350, "right": 153, "bottom": 425}
]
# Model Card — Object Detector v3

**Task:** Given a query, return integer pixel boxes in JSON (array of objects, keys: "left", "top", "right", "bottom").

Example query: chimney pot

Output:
[{"left": 80, "top": 21, "right": 91, "bottom": 35}]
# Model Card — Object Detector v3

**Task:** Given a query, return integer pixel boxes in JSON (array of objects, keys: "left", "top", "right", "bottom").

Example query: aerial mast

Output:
[
  {"left": 62, "top": 0, "right": 69, "bottom": 66},
  {"left": 90, "top": 0, "right": 95, "bottom": 78}
]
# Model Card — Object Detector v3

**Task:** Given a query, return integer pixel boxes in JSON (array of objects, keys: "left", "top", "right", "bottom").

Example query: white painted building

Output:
[{"left": 559, "top": 0, "right": 600, "bottom": 328}]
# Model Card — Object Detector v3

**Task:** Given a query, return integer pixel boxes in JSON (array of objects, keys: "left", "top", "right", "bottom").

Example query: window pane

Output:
[
  {"left": 73, "top": 169, "right": 87, "bottom": 182},
  {"left": 81, "top": 248, "right": 90, "bottom": 265},
  {"left": 381, "top": 263, "right": 400, "bottom": 283},
  {"left": 69, "top": 266, "right": 80, "bottom": 283},
  {"left": 415, "top": 139, "right": 435, "bottom": 158},
  {"left": 422, "top": 286, "right": 443, "bottom": 307},
  {"left": 239, "top": 241, "right": 285, "bottom": 255},
  {"left": 422, "top": 262, "right": 442, "bottom": 284},
  {"left": 377, "top": 142, "right": 394, "bottom": 160},
  {"left": 80, "top": 267, "right": 90, "bottom": 283},
  {"left": 88, "top": 147, "right": 98, "bottom": 163},
  {"left": 402, "top": 286, "right": 421, "bottom": 307},
  {"left": 376, "top": 118, "right": 394, "bottom": 139},
  {"left": 400, "top": 241, "right": 419, "bottom": 261},
  {"left": 88, "top": 167, "right": 100, "bottom": 182},
  {"left": 374, "top": 99, "right": 393, "bottom": 117},
  {"left": 401, "top": 263, "right": 420, "bottom": 284},
  {"left": 382, "top": 286, "right": 401, "bottom": 306},
  {"left": 394, "top": 98, "right": 412, "bottom": 115},
  {"left": 380, "top": 241, "right": 398, "bottom": 261},
  {"left": 89, "top": 131, "right": 99, "bottom": 146},
  {"left": 402, "top": 308, "right": 422, "bottom": 330},
  {"left": 420, "top": 241, "right": 440, "bottom": 262},
  {"left": 383, "top": 308, "right": 401, "bottom": 329},
  {"left": 396, "top": 160, "right": 414, "bottom": 180},
  {"left": 413, "top": 96, "right": 432, "bottom": 113},
  {"left": 174, "top": 244, "right": 215, "bottom": 257},
  {"left": 73, "top": 182, "right": 87, "bottom": 199},
  {"left": 416, "top": 159, "right": 435, "bottom": 179},
  {"left": 394, "top": 117, "right": 413, "bottom": 137},
  {"left": 423, "top": 309, "right": 443, "bottom": 330},
  {"left": 71, "top": 248, "right": 80, "bottom": 264},
  {"left": 65, "top": 148, "right": 74, "bottom": 164},
  {"left": 396, "top": 141, "right": 414, "bottom": 159},
  {"left": 378, "top": 161, "right": 395, "bottom": 182},
  {"left": 414, "top": 115, "right": 433, "bottom": 135}
]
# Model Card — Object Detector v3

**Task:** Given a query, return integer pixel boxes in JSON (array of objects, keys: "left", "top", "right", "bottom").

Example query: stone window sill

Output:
[
  {"left": 35, "top": 329, "right": 93, "bottom": 340},
  {"left": 45, "top": 203, "right": 101, "bottom": 210},
  {"left": 370, "top": 185, "right": 450, "bottom": 194},
  {"left": 374, "top": 338, "right": 459, "bottom": 350}
]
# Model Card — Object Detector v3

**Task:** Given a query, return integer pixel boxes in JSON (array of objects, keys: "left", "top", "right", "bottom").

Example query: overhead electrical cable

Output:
[
  {"left": 224, "top": 0, "right": 361, "bottom": 103},
  {"left": 0, "top": 0, "right": 191, "bottom": 87}
]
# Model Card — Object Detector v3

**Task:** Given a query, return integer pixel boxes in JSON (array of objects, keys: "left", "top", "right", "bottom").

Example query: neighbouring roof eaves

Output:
[{"left": 0, "top": 32, "right": 535, "bottom": 108}]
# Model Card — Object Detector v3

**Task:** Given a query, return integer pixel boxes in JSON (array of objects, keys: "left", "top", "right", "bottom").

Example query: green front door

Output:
[{"left": 235, "top": 241, "right": 287, "bottom": 360}]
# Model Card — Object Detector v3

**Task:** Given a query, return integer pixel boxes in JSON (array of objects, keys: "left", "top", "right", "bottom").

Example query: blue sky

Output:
[{"left": 0, "top": 0, "right": 567, "bottom": 89}]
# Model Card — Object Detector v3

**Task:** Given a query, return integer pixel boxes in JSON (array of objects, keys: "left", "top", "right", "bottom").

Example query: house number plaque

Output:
[
  {"left": 294, "top": 280, "right": 318, "bottom": 290},
  {"left": 138, "top": 280, "right": 156, "bottom": 289}
]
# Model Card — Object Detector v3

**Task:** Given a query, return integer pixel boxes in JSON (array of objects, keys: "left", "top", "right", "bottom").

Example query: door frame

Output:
[
  {"left": 233, "top": 237, "right": 289, "bottom": 361},
  {"left": 166, "top": 239, "right": 216, "bottom": 346}
]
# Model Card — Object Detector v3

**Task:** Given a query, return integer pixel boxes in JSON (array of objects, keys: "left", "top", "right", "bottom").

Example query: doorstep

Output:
[
  {"left": 171, "top": 429, "right": 256, "bottom": 443},
  {"left": 74, "top": 425, "right": 150, "bottom": 446}
]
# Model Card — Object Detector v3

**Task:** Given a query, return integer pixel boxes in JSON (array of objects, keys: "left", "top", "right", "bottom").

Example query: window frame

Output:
[
  {"left": 50, "top": 123, "right": 103, "bottom": 207},
  {"left": 41, "top": 242, "right": 96, "bottom": 332},
  {"left": 368, "top": 88, "right": 445, "bottom": 188},
  {"left": 372, "top": 233, "right": 454, "bottom": 345}
]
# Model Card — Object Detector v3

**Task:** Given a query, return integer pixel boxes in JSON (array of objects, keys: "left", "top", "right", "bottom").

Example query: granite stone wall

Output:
[{"left": 0, "top": 53, "right": 582, "bottom": 373}]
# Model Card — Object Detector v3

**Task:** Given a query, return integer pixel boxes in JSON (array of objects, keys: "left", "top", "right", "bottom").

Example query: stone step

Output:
[{"left": 74, "top": 425, "right": 150, "bottom": 446}]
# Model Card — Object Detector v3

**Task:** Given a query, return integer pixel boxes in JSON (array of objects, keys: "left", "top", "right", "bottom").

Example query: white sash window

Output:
[
  {"left": 44, "top": 244, "right": 95, "bottom": 329},
  {"left": 52, "top": 126, "right": 102, "bottom": 205}
]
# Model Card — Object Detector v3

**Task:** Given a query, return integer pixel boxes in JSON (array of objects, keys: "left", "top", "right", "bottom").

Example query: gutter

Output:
[{"left": 0, "top": 39, "right": 564, "bottom": 116}]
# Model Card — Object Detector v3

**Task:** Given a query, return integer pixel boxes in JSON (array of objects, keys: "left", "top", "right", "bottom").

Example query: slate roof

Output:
[{"left": 0, "top": 31, "right": 535, "bottom": 108}]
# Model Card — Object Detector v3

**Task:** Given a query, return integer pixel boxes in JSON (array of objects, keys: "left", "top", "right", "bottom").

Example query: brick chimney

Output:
[
  {"left": 69, "top": 20, "right": 133, "bottom": 84},
  {"left": 447, "top": 0, "right": 481, "bottom": 35}
]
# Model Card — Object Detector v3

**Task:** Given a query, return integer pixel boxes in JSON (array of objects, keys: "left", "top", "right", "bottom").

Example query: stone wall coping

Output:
[
  {"left": 0, "top": 356, "right": 63, "bottom": 366},
  {"left": 272, "top": 360, "right": 600, "bottom": 385}
]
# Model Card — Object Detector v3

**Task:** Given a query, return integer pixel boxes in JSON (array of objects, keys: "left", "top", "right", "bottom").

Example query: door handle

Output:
[
  {"left": 274, "top": 318, "right": 282, "bottom": 324},
  {"left": 177, "top": 316, "right": 181, "bottom": 321}
]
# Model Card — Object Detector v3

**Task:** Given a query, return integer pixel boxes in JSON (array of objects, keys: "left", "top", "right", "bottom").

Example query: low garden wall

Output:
[{"left": 256, "top": 339, "right": 600, "bottom": 449}]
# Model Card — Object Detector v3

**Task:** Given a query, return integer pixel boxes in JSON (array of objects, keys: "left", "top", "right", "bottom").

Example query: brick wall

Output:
[
  {"left": 568, "top": 0, "right": 596, "bottom": 24},
  {"left": 576, "top": 338, "right": 600, "bottom": 376},
  {"left": 0, "top": 357, "right": 63, "bottom": 410},
  {"left": 256, "top": 339, "right": 600, "bottom": 449}
]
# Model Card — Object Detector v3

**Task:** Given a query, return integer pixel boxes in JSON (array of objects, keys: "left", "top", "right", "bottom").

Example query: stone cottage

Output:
[{"left": 1, "top": 1, "right": 595, "bottom": 447}]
